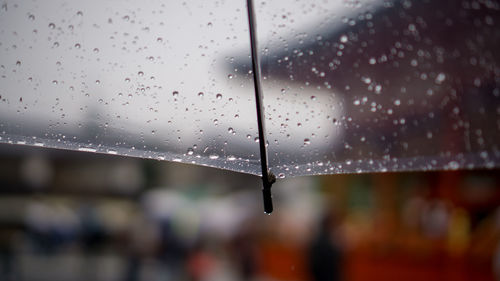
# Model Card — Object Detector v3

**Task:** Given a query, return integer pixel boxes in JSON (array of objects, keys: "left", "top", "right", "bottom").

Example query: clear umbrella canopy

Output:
[{"left": 1, "top": 0, "right": 499, "bottom": 177}]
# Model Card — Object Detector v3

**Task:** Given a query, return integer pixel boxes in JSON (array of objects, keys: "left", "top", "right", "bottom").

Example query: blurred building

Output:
[{"left": 0, "top": 143, "right": 499, "bottom": 281}]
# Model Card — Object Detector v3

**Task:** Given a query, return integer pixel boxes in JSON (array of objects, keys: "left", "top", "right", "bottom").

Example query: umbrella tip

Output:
[{"left": 262, "top": 171, "right": 275, "bottom": 214}]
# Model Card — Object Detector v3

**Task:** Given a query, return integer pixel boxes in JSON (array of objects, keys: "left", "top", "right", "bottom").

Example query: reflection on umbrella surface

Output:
[{"left": 1, "top": 0, "right": 500, "bottom": 178}]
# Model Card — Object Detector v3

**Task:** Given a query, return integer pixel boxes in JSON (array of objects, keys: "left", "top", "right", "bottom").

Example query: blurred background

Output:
[{"left": 0, "top": 143, "right": 499, "bottom": 281}]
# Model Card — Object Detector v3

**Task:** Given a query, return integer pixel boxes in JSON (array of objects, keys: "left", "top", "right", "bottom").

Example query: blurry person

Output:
[
  {"left": 231, "top": 220, "right": 258, "bottom": 281},
  {"left": 308, "top": 209, "right": 344, "bottom": 281},
  {"left": 186, "top": 239, "right": 216, "bottom": 281}
]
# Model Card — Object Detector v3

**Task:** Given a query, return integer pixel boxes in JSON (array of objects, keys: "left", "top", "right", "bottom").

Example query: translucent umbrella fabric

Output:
[
  {"left": 0, "top": 0, "right": 261, "bottom": 174},
  {"left": 252, "top": 0, "right": 500, "bottom": 177},
  {"left": 1, "top": 0, "right": 499, "bottom": 177}
]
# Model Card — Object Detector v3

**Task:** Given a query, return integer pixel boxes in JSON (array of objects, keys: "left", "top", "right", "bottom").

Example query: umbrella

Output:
[{"left": 1, "top": 0, "right": 499, "bottom": 213}]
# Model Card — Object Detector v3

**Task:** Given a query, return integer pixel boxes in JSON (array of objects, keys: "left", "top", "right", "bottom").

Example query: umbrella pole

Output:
[{"left": 246, "top": 0, "right": 275, "bottom": 214}]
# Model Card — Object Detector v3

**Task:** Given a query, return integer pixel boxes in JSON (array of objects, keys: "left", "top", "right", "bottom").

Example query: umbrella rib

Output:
[{"left": 246, "top": 0, "right": 275, "bottom": 214}]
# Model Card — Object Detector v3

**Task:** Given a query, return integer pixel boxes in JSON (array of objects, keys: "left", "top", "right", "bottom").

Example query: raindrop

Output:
[
  {"left": 93, "top": 48, "right": 99, "bottom": 53},
  {"left": 28, "top": 14, "right": 35, "bottom": 21},
  {"left": 435, "top": 73, "right": 446, "bottom": 84},
  {"left": 138, "top": 71, "right": 144, "bottom": 76},
  {"left": 278, "top": 173, "right": 285, "bottom": 178},
  {"left": 48, "top": 23, "right": 55, "bottom": 29},
  {"left": 95, "top": 80, "right": 100, "bottom": 85},
  {"left": 310, "top": 96, "right": 317, "bottom": 101},
  {"left": 304, "top": 138, "right": 311, "bottom": 145},
  {"left": 52, "top": 80, "right": 58, "bottom": 85},
  {"left": 228, "top": 127, "right": 234, "bottom": 134},
  {"left": 172, "top": 91, "right": 179, "bottom": 97},
  {"left": 254, "top": 137, "right": 259, "bottom": 143},
  {"left": 340, "top": 35, "right": 348, "bottom": 43},
  {"left": 198, "top": 92, "right": 204, "bottom": 97},
  {"left": 213, "top": 119, "right": 218, "bottom": 125},
  {"left": 227, "top": 155, "right": 236, "bottom": 161},
  {"left": 76, "top": 11, "right": 83, "bottom": 16},
  {"left": 125, "top": 78, "right": 130, "bottom": 82},
  {"left": 209, "top": 154, "right": 219, "bottom": 160},
  {"left": 394, "top": 99, "right": 401, "bottom": 106},
  {"left": 448, "top": 161, "right": 459, "bottom": 170},
  {"left": 216, "top": 93, "right": 222, "bottom": 100},
  {"left": 246, "top": 134, "right": 252, "bottom": 139},
  {"left": 16, "top": 61, "right": 21, "bottom": 66},
  {"left": 156, "top": 37, "right": 163, "bottom": 43},
  {"left": 74, "top": 43, "right": 81, "bottom": 49},
  {"left": 187, "top": 148, "right": 194, "bottom": 155},
  {"left": 227, "top": 74, "right": 233, "bottom": 79},
  {"left": 78, "top": 147, "right": 97, "bottom": 153}
]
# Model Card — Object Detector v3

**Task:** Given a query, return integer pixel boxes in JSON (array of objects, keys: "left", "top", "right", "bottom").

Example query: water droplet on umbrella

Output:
[
  {"left": 48, "top": 23, "right": 55, "bottom": 29},
  {"left": 227, "top": 74, "right": 233, "bottom": 79},
  {"left": 216, "top": 93, "right": 222, "bottom": 99},
  {"left": 93, "top": 48, "right": 99, "bottom": 53},
  {"left": 28, "top": 14, "right": 35, "bottom": 21},
  {"left": 198, "top": 92, "right": 204, "bottom": 97},
  {"left": 304, "top": 138, "right": 311, "bottom": 145},
  {"left": 74, "top": 43, "right": 81, "bottom": 49},
  {"left": 448, "top": 161, "right": 459, "bottom": 170},
  {"left": 187, "top": 148, "right": 194, "bottom": 155},
  {"left": 209, "top": 154, "right": 219, "bottom": 160},
  {"left": 78, "top": 147, "right": 96, "bottom": 153},
  {"left": 138, "top": 71, "right": 144, "bottom": 76},
  {"left": 435, "top": 73, "right": 446, "bottom": 84}
]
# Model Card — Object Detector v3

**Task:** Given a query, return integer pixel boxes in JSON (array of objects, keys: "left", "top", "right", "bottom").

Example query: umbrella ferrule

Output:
[{"left": 262, "top": 171, "right": 275, "bottom": 214}]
